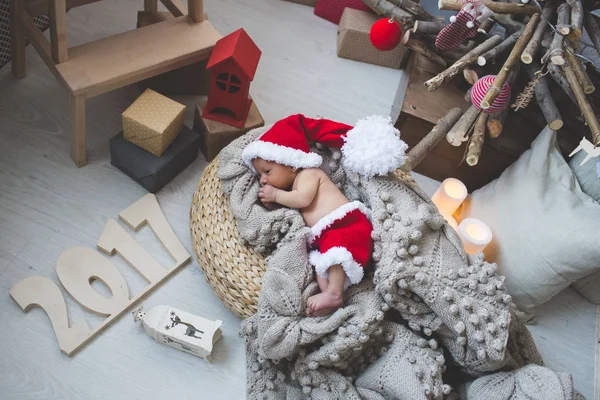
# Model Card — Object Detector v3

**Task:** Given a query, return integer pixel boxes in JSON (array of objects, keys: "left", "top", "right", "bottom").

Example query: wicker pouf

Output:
[
  {"left": 190, "top": 156, "right": 417, "bottom": 319},
  {"left": 190, "top": 157, "right": 266, "bottom": 319}
]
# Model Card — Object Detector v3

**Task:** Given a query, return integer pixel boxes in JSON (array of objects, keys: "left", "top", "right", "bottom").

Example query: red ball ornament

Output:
[
  {"left": 471, "top": 75, "right": 511, "bottom": 113},
  {"left": 370, "top": 18, "right": 403, "bottom": 51}
]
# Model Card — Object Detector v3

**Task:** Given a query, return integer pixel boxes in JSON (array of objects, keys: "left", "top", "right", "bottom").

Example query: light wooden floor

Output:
[{"left": 0, "top": 1, "right": 595, "bottom": 399}]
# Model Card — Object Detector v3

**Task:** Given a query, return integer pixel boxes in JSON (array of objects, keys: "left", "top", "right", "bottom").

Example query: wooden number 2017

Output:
[{"left": 9, "top": 194, "right": 191, "bottom": 356}]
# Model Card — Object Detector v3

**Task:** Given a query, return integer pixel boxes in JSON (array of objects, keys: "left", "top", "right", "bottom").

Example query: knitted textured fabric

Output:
[
  {"left": 435, "top": 11, "right": 480, "bottom": 52},
  {"left": 217, "top": 125, "right": 578, "bottom": 399}
]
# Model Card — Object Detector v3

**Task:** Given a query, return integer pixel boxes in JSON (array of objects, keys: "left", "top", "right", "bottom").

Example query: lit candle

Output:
[
  {"left": 431, "top": 178, "right": 468, "bottom": 216},
  {"left": 457, "top": 218, "right": 493, "bottom": 255}
]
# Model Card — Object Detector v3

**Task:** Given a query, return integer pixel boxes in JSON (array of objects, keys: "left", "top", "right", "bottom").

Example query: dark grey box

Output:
[{"left": 110, "top": 125, "right": 200, "bottom": 193}]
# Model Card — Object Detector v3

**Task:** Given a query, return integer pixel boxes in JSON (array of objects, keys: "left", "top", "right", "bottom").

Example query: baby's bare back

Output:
[{"left": 294, "top": 168, "right": 349, "bottom": 227}]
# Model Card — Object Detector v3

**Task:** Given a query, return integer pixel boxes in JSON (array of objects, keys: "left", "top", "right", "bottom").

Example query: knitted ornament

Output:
[
  {"left": 435, "top": 0, "right": 492, "bottom": 51},
  {"left": 471, "top": 75, "right": 511, "bottom": 113},
  {"left": 242, "top": 114, "right": 408, "bottom": 177},
  {"left": 370, "top": 18, "right": 403, "bottom": 51}
]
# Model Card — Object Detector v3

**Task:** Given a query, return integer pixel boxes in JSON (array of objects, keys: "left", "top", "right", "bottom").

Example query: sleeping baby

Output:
[{"left": 242, "top": 114, "right": 373, "bottom": 317}]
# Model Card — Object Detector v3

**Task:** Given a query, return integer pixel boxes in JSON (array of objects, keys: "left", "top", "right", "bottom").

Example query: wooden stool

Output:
[{"left": 11, "top": 0, "right": 220, "bottom": 167}]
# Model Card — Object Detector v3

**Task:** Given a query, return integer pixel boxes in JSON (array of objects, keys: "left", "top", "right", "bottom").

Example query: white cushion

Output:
[
  {"left": 569, "top": 150, "right": 600, "bottom": 202},
  {"left": 455, "top": 127, "right": 600, "bottom": 311}
]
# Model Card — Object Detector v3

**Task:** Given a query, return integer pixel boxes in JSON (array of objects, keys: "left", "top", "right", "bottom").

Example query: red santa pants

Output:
[{"left": 308, "top": 201, "right": 373, "bottom": 290}]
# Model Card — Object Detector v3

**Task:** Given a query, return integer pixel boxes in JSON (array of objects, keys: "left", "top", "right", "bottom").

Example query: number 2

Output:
[{"left": 10, "top": 276, "right": 92, "bottom": 355}]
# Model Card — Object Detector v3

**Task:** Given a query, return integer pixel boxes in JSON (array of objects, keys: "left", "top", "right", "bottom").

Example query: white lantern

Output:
[{"left": 133, "top": 305, "right": 223, "bottom": 362}]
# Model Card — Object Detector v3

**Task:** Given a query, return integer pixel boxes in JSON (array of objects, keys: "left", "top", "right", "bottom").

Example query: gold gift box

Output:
[{"left": 122, "top": 89, "right": 186, "bottom": 157}]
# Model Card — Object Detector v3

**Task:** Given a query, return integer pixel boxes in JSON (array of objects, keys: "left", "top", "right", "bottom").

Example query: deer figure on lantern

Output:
[{"left": 169, "top": 312, "right": 204, "bottom": 340}]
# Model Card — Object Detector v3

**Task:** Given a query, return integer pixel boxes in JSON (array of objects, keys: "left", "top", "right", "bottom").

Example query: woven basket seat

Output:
[{"left": 190, "top": 156, "right": 416, "bottom": 319}]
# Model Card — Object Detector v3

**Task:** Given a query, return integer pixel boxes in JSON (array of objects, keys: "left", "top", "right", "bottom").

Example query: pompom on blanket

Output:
[{"left": 216, "top": 124, "right": 579, "bottom": 400}]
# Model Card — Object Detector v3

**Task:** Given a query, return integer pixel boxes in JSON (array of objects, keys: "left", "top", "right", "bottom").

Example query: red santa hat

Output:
[{"left": 242, "top": 114, "right": 407, "bottom": 177}]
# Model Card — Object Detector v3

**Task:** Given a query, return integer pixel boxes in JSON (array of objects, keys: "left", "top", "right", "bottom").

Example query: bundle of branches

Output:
[{"left": 404, "top": 0, "right": 600, "bottom": 167}]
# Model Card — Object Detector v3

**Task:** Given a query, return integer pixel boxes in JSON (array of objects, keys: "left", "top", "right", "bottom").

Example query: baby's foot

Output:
[{"left": 307, "top": 291, "right": 343, "bottom": 317}]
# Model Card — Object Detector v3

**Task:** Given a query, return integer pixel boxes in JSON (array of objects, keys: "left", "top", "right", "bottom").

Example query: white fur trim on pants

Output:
[
  {"left": 309, "top": 247, "right": 364, "bottom": 290},
  {"left": 308, "top": 201, "right": 372, "bottom": 244}
]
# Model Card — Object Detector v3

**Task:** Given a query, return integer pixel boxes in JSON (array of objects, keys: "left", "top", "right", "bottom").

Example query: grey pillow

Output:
[
  {"left": 455, "top": 127, "right": 600, "bottom": 311},
  {"left": 569, "top": 150, "right": 600, "bottom": 202},
  {"left": 568, "top": 150, "right": 600, "bottom": 304}
]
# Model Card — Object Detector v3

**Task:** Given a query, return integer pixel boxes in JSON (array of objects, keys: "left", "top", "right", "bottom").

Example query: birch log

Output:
[
  {"left": 554, "top": 2, "right": 571, "bottom": 36},
  {"left": 543, "top": 4, "right": 569, "bottom": 65},
  {"left": 521, "top": 2, "right": 555, "bottom": 64},
  {"left": 564, "top": 44, "right": 595, "bottom": 94},
  {"left": 480, "top": 14, "right": 540, "bottom": 110},
  {"left": 477, "top": 30, "right": 522, "bottom": 66},
  {"left": 424, "top": 35, "right": 503, "bottom": 91},
  {"left": 492, "top": 14, "right": 526, "bottom": 34},
  {"left": 548, "top": 63, "right": 578, "bottom": 104},
  {"left": 541, "top": 28, "right": 553, "bottom": 48},
  {"left": 403, "top": 35, "right": 447, "bottom": 67},
  {"left": 524, "top": 62, "right": 563, "bottom": 130},
  {"left": 361, "top": 0, "right": 414, "bottom": 28},
  {"left": 439, "top": 0, "right": 540, "bottom": 15},
  {"left": 413, "top": 20, "right": 446, "bottom": 35},
  {"left": 446, "top": 106, "right": 480, "bottom": 146},
  {"left": 487, "top": 108, "right": 509, "bottom": 138},
  {"left": 566, "top": 0, "right": 583, "bottom": 42},
  {"left": 487, "top": 66, "right": 520, "bottom": 138},
  {"left": 562, "top": 61, "right": 600, "bottom": 146},
  {"left": 466, "top": 112, "right": 488, "bottom": 166},
  {"left": 478, "top": 18, "right": 496, "bottom": 33},
  {"left": 400, "top": 108, "right": 464, "bottom": 172}
]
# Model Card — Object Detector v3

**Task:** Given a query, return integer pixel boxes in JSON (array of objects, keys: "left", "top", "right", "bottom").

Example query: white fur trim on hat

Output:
[
  {"left": 242, "top": 141, "right": 322, "bottom": 172},
  {"left": 341, "top": 115, "right": 408, "bottom": 177},
  {"left": 308, "top": 201, "right": 372, "bottom": 244},
  {"left": 309, "top": 247, "right": 364, "bottom": 290}
]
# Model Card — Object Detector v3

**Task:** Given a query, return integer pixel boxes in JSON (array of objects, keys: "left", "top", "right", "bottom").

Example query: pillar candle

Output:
[
  {"left": 457, "top": 218, "right": 493, "bottom": 255},
  {"left": 431, "top": 178, "right": 468, "bottom": 216}
]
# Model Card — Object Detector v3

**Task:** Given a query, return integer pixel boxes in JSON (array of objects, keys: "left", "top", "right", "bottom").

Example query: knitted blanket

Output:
[{"left": 217, "top": 126, "right": 579, "bottom": 400}]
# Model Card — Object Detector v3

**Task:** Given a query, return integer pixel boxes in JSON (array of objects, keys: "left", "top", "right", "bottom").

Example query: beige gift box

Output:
[
  {"left": 122, "top": 89, "right": 186, "bottom": 157},
  {"left": 337, "top": 9, "right": 408, "bottom": 69}
]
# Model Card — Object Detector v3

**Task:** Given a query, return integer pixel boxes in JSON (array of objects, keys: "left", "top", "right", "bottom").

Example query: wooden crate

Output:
[{"left": 393, "top": 53, "right": 545, "bottom": 191}]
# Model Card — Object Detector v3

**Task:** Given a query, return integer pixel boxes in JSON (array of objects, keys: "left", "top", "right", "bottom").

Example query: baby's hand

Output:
[{"left": 259, "top": 184, "right": 278, "bottom": 203}]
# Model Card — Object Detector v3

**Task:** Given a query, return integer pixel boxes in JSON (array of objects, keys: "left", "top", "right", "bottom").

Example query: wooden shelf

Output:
[{"left": 55, "top": 15, "right": 221, "bottom": 98}]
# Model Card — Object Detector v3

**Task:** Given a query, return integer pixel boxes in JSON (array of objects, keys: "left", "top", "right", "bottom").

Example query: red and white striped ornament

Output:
[{"left": 471, "top": 75, "right": 511, "bottom": 113}]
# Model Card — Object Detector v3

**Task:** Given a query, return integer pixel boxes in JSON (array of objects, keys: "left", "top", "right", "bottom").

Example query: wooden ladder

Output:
[{"left": 11, "top": 0, "right": 221, "bottom": 167}]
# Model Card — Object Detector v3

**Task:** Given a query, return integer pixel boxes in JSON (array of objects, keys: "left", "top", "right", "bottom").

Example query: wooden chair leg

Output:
[
  {"left": 11, "top": 0, "right": 26, "bottom": 78},
  {"left": 144, "top": 0, "right": 158, "bottom": 12},
  {"left": 188, "top": 0, "right": 204, "bottom": 22},
  {"left": 70, "top": 94, "right": 87, "bottom": 167}
]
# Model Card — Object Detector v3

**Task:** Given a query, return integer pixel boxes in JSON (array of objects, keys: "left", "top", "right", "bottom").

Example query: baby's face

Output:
[{"left": 252, "top": 158, "right": 297, "bottom": 190}]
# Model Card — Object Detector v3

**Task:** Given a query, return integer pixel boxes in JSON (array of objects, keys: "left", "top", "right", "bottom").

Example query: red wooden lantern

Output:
[{"left": 203, "top": 29, "right": 262, "bottom": 128}]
